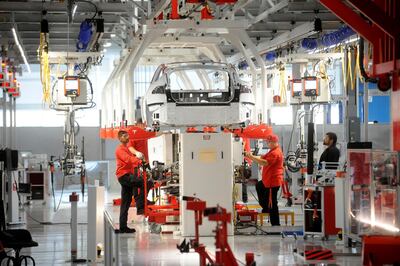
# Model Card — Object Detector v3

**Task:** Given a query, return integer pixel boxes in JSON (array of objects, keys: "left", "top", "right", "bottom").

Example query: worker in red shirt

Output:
[
  {"left": 115, "top": 130, "right": 143, "bottom": 233},
  {"left": 127, "top": 119, "right": 161, "bottom": 162},
  {"left": 245, "top": 134, "right": 283, "bottom": 226}
]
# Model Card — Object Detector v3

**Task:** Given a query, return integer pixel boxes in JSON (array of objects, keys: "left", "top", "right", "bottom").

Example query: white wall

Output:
[{"left": 15, "top": 127, "right": 119, "bottom": 161}]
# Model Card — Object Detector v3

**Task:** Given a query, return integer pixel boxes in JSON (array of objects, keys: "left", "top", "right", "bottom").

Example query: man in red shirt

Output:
[
  {"left": 245, "top": 134, "right": 283, "bottom": 226},
  {"left": 115, "top": 130, "right": 142, "bottom": 233}
]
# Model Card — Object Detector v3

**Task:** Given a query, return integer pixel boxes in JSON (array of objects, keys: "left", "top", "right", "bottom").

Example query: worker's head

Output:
[
  {"left": 266, "top": 134, "right": 279, "bottom": 149},
  {"left": 323, "top": 132, "right": 337, "bottom": 147},
  {"left": 118, "top": 130, "right": 129, "bottom": 144}
]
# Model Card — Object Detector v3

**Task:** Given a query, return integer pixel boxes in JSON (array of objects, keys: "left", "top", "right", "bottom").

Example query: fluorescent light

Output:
[
  {"left": 103, "top": 42, "right": 112, "bottom": 48},
  {"left": 11, "top": 27, "right": 31, "bottom": 73},
  {"left": 72, "top": 4, "right": 78, "bottom": 18},
  {"left": 110, "top": 34, "right": 116, "bottom": 38},
  {"left": 11, "top": 28, "right": 20, "bottom": 46},
  {"left": 102, "top": 49, "right": 107, "bottom": 53},
  {"left": 358, "top": 217, "right": 400, "bottom": 233}
]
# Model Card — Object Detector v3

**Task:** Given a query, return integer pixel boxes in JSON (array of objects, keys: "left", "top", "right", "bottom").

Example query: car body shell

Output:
[{"left": 141, "top": 61, "right": 255, "bottom": 128}]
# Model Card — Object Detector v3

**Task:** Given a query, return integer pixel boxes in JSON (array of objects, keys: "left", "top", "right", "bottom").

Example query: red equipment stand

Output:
[
  {"left": 303, "top": 185, "right": 340, "bottom": 240},
  {"left": 141, "top": 166, "right": 180, "bottom": 233},
  {"left": 178, "top": 196, "right": 256, "bottom": 266}
]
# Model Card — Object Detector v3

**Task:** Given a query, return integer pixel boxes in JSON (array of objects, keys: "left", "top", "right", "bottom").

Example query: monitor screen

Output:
[
  {"left": 293, "top": 82, "right": 302, "bottom": 92},
  {"left": 303, "top": 77, "right": 318, "bottom": 96},
  {"left": 65, "top": 78, "right": 79, "bottom": 92},
  {"left": 305, "top": 79, "right": 317, "bottom": 91}
]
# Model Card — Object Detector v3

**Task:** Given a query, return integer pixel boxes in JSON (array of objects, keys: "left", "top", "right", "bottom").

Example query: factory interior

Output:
[{"left": 0, "top": 0, "right": 399, "bottom": 265}]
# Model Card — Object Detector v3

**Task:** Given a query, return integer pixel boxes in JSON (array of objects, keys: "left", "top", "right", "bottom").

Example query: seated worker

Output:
[
  {"left": 115, "top": 130, "right": 141, "bottom": 233},
  {"left": 319, "top": 132, "right": 340, "bottom": 170},
  {"left": 245, "top": 134, "right": 283, "bottom": 226}
]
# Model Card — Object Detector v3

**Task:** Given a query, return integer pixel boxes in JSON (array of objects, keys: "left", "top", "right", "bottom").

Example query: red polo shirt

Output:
[
  {"left": 115, "top": 144, "right": 140, "bottom": 178},
  {"left": 261, "top": 146, "right": 284, "bottom": 188},
  {"left": 128, "top": 139, "right": 149, "bottom": 162}
]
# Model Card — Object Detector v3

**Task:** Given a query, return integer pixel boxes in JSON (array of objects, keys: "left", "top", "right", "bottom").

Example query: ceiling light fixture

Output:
[
  {"left": 11, "top": 27, "right": 31, "bottom": 73},
  {"left": 103, "top": 42, "right": 112, "bottom": 48},
  {"left": 110, "top": 34, "right": 116, "bottom": 38}
]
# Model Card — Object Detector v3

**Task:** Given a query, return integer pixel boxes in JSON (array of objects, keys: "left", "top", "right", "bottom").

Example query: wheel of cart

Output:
[{"left": 149, "top": 222, "right": 162, "bottom": 234}]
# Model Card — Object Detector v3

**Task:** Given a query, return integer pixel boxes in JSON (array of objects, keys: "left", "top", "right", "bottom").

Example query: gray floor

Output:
[{"left": 8, "top": 190, "right": 362, "bottom": 266}]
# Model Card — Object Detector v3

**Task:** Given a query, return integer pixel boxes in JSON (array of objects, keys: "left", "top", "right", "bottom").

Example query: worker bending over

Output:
[
  {"left": 319, "top": 132, "right": 340, "bottom": 170},
  {"left": 245, "top": 134, "right": 283, "bottom": 226}
]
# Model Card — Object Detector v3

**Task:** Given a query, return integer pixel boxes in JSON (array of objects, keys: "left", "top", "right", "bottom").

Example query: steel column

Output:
[{"left": 8, "top": 95, "right": 12, "bottom": 149}]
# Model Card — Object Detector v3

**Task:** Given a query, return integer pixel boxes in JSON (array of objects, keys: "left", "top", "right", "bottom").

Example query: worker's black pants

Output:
[
  {"left": 256, "top": 181, "right": 280, "bottom": 226},
  {"left": 118, "top": 173, "right": 153, "bottom": 229}
]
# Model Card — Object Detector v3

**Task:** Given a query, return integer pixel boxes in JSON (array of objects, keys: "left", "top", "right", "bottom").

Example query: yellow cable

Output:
[
  {"left": 341, "top": 46, "right": 347, "bottom": 91},
  {"left": 347, "top": 48, "right": 354, "bottom": 90},
  {"left": 354, "top": 46, "right": 360, "bottom": 88},
  {"left": 39, "top": 33, "right": 51, "bottom": 104},
  {"left": 279, "top": 69, "right": 287, "bottom": 105}
]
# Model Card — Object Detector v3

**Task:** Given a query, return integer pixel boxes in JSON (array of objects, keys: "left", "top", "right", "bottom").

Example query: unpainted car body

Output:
[{"left": 141, "top": 61, "right": 255, "bottom": 128}]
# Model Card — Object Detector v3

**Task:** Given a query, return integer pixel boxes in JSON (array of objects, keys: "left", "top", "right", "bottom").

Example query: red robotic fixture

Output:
[{"left": 179, "top": 197, "right": 256, "bottom": 266}]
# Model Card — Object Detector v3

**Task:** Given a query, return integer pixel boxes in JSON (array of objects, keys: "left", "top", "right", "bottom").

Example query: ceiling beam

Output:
[
  {"left": 287, "top": 2, "right": 328, "bottom": 12},
  {"left": 228, "top": 21, "right": 319, "bottom": 63},
  {"left": 251, "top": 0, "right": 289, "bottom": 25},
  {"left": 0, "top": 2, "right": 133, "bottom": 13}
]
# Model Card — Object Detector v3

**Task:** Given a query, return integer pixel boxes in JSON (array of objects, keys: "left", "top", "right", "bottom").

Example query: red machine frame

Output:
[
  {"left": 319, "top": 0, "right": 400, "bottom": 151},
  {"left": 179, "top": 196, "right": 256, "bottom": 266}
]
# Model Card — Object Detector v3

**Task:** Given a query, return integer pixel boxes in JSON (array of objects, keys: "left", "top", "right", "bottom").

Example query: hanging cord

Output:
[
  {"left": 341, "top": 46, "right": 347, "bottom": 92},
  {"left": 278, "top": 68, "right": 287, "bottom": 104}
]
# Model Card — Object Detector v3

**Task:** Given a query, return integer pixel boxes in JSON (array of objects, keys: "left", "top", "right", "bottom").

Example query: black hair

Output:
[
  {"left": 326, "top": 132, "right": 337, "bottom": 145},
  {"left": 118, "top": 130, "right": 128, "bottom": 139}
]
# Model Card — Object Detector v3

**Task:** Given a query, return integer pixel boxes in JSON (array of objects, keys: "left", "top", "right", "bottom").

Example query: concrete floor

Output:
[{"left": 8, "top": 189, "right": 362, "bottom": 266}]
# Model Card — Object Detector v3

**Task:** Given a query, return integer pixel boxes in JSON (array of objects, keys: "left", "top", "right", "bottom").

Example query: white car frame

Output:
[{"left": 141, "top": 61, "right": 255, "bottom": 128}]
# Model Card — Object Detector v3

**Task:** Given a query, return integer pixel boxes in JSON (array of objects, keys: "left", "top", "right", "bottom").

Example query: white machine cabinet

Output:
[{"left": 179, "top": 132, "right": 233, "bottom": 236}]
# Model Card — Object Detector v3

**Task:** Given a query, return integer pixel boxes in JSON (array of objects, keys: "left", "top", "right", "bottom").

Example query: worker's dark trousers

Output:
[
  {"left": 132, "top": 179, "right": 153, "bottom": 211},
  {"left": 256, "top": 181, "right": 280, "bottom": 226},
  {"left": 118, "top": 173, "right": 142, "bottom": 229}
]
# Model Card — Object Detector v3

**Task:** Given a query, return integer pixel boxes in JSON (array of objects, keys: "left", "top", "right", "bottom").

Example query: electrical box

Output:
[
  {"left": 291, "top": 78, "right": 303, "bottom": 98},
  {"left": 290, "top": 76, "right": 331, "bottom": 104},
  {"left": 55, "top": 77, "right": 88, "bottom": 105},
  {"left": 148, "top": 134, "right": 174, "bottom": 166},
  {"left": 64, "top": 76, "right": 80, "bottom": 97},
  {"left": 303, "top": 76, "right": 319, "bottom": 97}
]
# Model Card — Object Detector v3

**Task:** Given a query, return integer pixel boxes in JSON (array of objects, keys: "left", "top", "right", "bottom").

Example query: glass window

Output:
[{"left": 169, "top": 68, "right": 229, "bottom": 92}]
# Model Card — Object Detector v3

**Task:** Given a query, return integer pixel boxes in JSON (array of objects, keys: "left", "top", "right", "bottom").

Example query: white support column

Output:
[
  {"left": 87, "top": 184, "right": 105, "bottom": 262},
  {"left": 223, "top": 32, "right": 259, "bottom": 122},
  {"left": 8, "top": 95, "right": 12, "bottom": 148},
  {"left": 230, "top": 29, "right": 268, "bottom": 123},
  {"left": 126, "top": 68, "right": 135, "bottom": 123},
  {"left": 13, "top": 97, "right": 16, "bottom": 149}
]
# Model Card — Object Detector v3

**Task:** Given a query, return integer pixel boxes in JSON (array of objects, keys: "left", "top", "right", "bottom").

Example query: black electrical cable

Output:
[
  {"left": 13, "top": 172, "right": 86, "bottom": 225},
  {"left": 75, "top": 0, "right": 98, "bottom": 21},
  {"left": 358, "top": 37, "right": 377, "bottom": 83}
]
